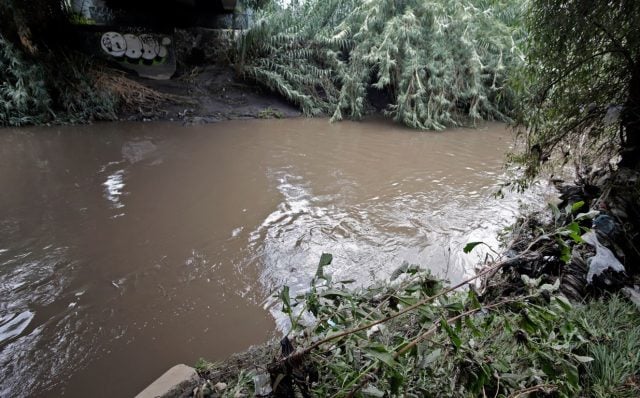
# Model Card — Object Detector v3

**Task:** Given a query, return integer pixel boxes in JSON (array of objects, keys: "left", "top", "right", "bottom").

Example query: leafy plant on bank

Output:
[
  {"left": 0, "top": 0, "right": 120, "bottom": 126},
  {"left": 0, "top": 34, "right": 51, "bottom": 126},
  {"left": 235, "top": 0, "right": 526, "bottom": 129},
  {"left": 0, "top": 37, "right": 119, "bottom": 126},
  {"left": 198, "top": 252, "right": 640, "bottom": 397},
  {"left": 235, "top": 0, "right": 345, "bottom": 116}
]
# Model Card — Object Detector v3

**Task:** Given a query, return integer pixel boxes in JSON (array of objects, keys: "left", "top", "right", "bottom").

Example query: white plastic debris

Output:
[
  {"left": 581, "top": 231, "right": 625, "bottom": 283},
  {"left": 622, "top": 286, "right": 640, "bottom": 309},
  {"left": 253, "top": 373, "right": 272, "bottom": 397}
]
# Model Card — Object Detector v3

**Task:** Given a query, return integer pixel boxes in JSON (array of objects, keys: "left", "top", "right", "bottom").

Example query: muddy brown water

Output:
[{"left": 0, "top": 118, "right": 533, "bottom": 397}]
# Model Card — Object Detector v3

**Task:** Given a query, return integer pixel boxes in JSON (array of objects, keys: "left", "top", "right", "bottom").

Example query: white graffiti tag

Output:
[
  {"left": 100, "top": 32, "right": 171, "bottom": 61},
  {"left": 101, "top": 32, "right": 126, "bottom": 57}
]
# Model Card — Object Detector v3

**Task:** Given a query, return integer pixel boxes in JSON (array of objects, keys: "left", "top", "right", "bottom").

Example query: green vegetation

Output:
[
  {"left": 258, "top": 106, "right": 285, "bottom": 119},
  {"left": 0, "top": 0, "right": 120, "bottom": 126},
  {"left": 236, "top": 0, "right": 525, "bottom": 129},
  {"left": 512, "top": 0, "right": 640, "bottom": 177},
  {"left": 0, "top": 34, "right": 51, "bottom": 126},
  {"left": 196, "top": 254, "right": 640, "bottom": 397},
  {"left": 194, "top": 192, "right": 639, "bottom": 397},
  {"left": 0, "top": 34, "right": 119, "bottom": 126}
]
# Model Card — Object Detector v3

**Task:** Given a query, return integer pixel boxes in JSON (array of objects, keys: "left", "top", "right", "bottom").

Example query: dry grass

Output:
[{"left": 93, "top": 68, "right": 194, "bottom": 111}]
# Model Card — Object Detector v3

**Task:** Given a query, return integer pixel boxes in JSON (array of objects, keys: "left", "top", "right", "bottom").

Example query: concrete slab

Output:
[{"left": 135, "top": 364, "right": 199, "bottom": 398}]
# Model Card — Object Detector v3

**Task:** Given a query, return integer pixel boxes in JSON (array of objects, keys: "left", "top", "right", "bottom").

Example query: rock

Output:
[
  {"left": 135, "top": 364, "right": 199, "bottom": 398},
  {"left": 214, "top": 382, "right": 227, "bottom": 392}
]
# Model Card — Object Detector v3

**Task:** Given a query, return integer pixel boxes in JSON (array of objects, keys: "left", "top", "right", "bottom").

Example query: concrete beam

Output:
[
  {"left": 135, "top": 364, "right": 199, "bottom": 398},
  {"left": 221, "top": 0, "right": 236, "bottom": 11}
]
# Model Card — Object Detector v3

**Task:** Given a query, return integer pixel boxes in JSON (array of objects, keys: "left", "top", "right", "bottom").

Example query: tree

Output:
[
  {"left": 515, "top": 0, "right": 640, "bottom": 176},
  {"left": 236, "top": 0, "right": 525, "bottom": 130}
]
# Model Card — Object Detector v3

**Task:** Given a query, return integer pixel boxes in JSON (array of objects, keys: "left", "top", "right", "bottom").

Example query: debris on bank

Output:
[
  {"left": 482, "top": 167, "right": 640, "bottom": 303},
  {"left": 186, "top": 167, "right": 640, "bottom": 398}
]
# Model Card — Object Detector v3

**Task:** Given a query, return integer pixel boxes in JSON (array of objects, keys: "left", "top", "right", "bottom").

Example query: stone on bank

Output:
[{"left": 136, "top": 364, "right": 199, "bottom": 398}]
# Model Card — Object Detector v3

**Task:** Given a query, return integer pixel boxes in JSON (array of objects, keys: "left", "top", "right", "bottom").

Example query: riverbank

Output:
[
  {"left": 183, "top": 167, "right": 640, "bottom": 397},
  {"left": 0, "top": 26, "right": 301, "bottom": 128},
  {"left": 116, "top": 65, "right": 301, "bottom": 125}
]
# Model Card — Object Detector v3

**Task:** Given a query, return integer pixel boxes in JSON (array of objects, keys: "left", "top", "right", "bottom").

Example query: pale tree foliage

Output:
[{"left": 236, "top": 0, "right": 525, "bottom": 129}]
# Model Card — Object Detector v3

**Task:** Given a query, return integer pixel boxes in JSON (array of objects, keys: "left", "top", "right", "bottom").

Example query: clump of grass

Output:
[
  {"left": 577, "top": 295, "right": 640, "bottom": 398},
  {"left": 258, "top": 107, "right": 284, "bottom": 119}
]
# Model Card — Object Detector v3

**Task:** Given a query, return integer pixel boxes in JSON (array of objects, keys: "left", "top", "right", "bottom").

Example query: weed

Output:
[{"left": 258, "top": 107, "right": 284, "bottom": 119}]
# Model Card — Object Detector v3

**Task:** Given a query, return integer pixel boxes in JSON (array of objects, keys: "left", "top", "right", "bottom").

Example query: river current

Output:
[{"left": 0, "top": 118, "right": 538, "bottom": 397}]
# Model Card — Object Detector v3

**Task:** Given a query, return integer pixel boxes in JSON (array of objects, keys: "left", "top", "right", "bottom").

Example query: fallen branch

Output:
[{"left": 277, "top": 249, "right": 536, "bottom": 366}]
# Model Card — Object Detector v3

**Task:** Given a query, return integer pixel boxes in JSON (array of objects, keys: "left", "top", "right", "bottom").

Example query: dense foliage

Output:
[
  {"left": 236, "top": 0, "right": 526, "bottom": 129},
  {"left": 0, "top": 0, "right": 119, "bottom": 126},
  {"left": 513, "top": 0, "right": 640, "bottom": 176}
]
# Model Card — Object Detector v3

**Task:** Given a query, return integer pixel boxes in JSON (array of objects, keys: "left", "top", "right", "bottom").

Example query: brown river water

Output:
[{"left": 0, "top": 118, "right": 538, "bottom": 397}]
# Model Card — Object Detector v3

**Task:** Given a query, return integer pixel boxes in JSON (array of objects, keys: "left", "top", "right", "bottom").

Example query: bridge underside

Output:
[{"left": 74, "top": 0, "right": 241, "bottom": 28}]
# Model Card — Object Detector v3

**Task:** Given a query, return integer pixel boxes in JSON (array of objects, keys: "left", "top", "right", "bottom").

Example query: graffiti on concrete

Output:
[
  {"left": 101, "top": 32, "right": 171, "bottom": 62},
  {"left": 99, "top": 31, "right": 176, "bottom": 80}
]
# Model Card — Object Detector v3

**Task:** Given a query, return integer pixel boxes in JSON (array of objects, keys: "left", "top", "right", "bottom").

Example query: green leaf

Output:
[
  {"left": 565, "top": 362, "right": 579, "bottom": 387},
  {"left": 389, "top": 369, "right": 404, "bottom": 394},
  {"left": 572, "top": 354, "right": 594, "bottom": 363},
  {"left": 280, "top": 285, "right": 291, "bottom": 314},
  {"left": 575, "top": 210, "right": 599, "bottom": 221},
  {"left": 571, "top": 201, "right": 585, "bottom": 213},
  {"left": 440, "top": 318, "right": 462, "bottom": 349},
  {"left": 562, "top": 222, "right": 584, "bottom": 243},
  {"left": 419, "top": 348, "right": 442, "bottom": 368},
  {"left": 549, "top": 202, "right": 561, "bottom": 223},
  {"left": 320, "top": 289, "right": 351, "bottom": 298},
  {"left": 557, "top": 238, "right": 571, "bottom": 264},
  {"left": 364, "top": 346, "right": 396, "bottom": 368},
  {"left": 463, "top": 241, "right": 484, "bottom": 254},
  {"left": 467, "top": 289, "right": 482, "bottom": 310},
  {"left": 465, "top": 316, "right": 483, "bottom": 337},
  {"left": 316, "top": 252, "right": 333, "bottom": 279},
  {"left": 553, "top": 295, "right": 572, "bottom": 312}
]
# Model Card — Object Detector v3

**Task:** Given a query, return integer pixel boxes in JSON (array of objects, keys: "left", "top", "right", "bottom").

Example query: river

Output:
[{"left": 0, "top": 118, "right": 533, "bottom": 397}]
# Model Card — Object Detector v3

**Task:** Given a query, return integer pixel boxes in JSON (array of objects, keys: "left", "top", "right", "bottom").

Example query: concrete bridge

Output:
[{"left": 72, "top": 0, "right": 241, "bottom": 28}]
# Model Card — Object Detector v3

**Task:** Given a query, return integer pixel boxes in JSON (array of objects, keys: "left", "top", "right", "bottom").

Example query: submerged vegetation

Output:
[{"left": 236, "top": 0, "right": 525, "bottom": 130}]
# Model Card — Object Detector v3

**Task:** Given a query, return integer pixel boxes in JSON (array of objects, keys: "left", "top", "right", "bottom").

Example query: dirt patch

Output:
[{"left": 118, "top": 65, "right": 300, "bottom": 124}]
